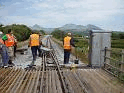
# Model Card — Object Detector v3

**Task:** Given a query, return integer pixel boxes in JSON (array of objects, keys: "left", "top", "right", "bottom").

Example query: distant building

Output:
[{"left": 82, "top": 35, "right": 89, "bottom": 39}]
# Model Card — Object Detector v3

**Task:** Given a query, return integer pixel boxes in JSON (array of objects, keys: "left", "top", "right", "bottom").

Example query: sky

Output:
[{"left": 0, "top": 0, "right": 124, "bottom": 31}]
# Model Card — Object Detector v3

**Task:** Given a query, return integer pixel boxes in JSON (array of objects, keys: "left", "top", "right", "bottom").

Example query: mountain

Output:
[
  {"left": 31, "top": 24, "right": 54, "bottom": 32},
  {"left": 31, "top": 24, "right": 43, "bottom": 30},
  {"left": 30, "top": 24, "right": 102, "bottom": 32},
  {"left": 86, "top": 24, "right": 102, "bottom": 30},
  {"left": 59, "top": 24, "right": 87, "bottom": 31}
]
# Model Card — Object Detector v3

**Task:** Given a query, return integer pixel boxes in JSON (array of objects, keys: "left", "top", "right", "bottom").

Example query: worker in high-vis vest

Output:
[
  {"left": 2, "top": 29, "right": 15, "bottom": 66},
  {"left": 29, "top": 31, "right": 41, "bottom": 66},
  {"left": 0, "top": 31, "right": 9, "bottom": 68},
  {"left": 64, "top": 32, "right": 75, "bottom": 64}
]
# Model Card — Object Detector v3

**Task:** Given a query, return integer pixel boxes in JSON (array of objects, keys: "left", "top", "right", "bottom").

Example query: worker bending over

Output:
[
  {"left": 0, "top": 31, "right": 9, "bottom": 67},
  {"left": 64, "top": 32, "right": 75, "bottom": 64},
  {"left": 2, "top": 29, "right": 16, "bottom": 66}
]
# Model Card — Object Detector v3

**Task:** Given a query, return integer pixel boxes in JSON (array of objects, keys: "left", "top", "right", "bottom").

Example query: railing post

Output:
[
  {"left": 121, "top": 49, "right": 124, "bottom": 71},
  {"left": 88, "top": 30, "right": 93, "bottom": 66},
  {"left": 104, "top": 47, "right": 107, "bottom": 68}
]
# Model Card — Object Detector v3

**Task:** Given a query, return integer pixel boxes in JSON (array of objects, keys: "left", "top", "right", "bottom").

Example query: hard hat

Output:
[
  {"left": 0, "top": 31, "right": 3, "bottom": 34},
  {"left": 67, "top": 32, "right": 71, "bottom": 36}
]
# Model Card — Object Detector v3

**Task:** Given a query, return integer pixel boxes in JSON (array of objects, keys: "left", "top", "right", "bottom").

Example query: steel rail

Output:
[
  {"left": 40, "top": 53, "right": 45, "bottom": 93},
  {"left": 48, "top": 37, "right": 68, "bottom": 93},
  {"left": 63, "top": 71, "right": 74, "bottom": 93},
  {"left": 48, "top": 70, "right": 52, "bottom": 93},
  {"left": 24, "top": 70, "right": 35, "bottom": 93},
  {"left": 54, "top": 70, "right": 63, "bottom": 93},
  {"left": 73, "top": 71, "right": 89, "bottom": 93},
  {"left": 28, "top": 70, "right": 38, "bottom": 93},
  {"left": 46, "top": 71, "right": 49, "bottom": 93},
  {"left": 33, "top": 70, "right": 41, "bottom": 93}
]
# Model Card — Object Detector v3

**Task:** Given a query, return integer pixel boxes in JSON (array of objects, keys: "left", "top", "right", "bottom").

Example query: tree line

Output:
[
  {"left": 0, "top": 24, "right": 46, "bottom": 41},
  {"left": 112, "top": 31, "right": 124, "bottom": 39}
]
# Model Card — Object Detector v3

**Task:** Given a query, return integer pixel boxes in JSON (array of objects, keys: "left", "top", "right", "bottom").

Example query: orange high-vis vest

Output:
[
  {"left": 5, "top": 34, "right": 15, "bottom": 47},
  {"left": 64, "top": 36, "right": 71, "bottom": 49},
  {"left": 30, "top": 34, "right": 39, "bottom": 46},
  {"left": 0, "top": 38, "right": 4, "bottom": 44}
]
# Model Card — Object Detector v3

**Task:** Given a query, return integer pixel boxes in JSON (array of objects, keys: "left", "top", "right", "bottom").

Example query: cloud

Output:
[
  {"left": 12, "top": 2, "right": 21, "bottom": 5},
  {"left": 0, "top": 0, "right": 124, "bottom": 30}
]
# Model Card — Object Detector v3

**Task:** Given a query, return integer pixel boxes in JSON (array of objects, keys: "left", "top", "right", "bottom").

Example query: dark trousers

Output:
[
  {"left": 14, "top": 46, "right": 16, "bottom": 57},
  {"left": 64, "top": 50, "right": 70, "bottom": 64},
  {"left": 31, "top": 46, "right": 38, "bottom": 61},
  {"left": 38, "top": 45, "right": 41, "bottom": 57},
  {"left": 1, "top": 46, "right": 9, "bottom": 66}
]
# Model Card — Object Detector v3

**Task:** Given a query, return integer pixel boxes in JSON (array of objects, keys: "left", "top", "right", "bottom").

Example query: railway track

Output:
[
  {"left": 39, "top": 36, "right": 90, "bottom": 93},
  {"left": 0, "top": 35, "right": 124, "bottom": 93}
]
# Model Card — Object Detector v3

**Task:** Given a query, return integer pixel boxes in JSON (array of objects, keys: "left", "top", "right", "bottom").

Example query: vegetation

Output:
[
  {"left": 112, "top": 31, "right": 124, "bottom": 39},
  {"left": 111, "top": 31, "right": 124, "bottom": 49},
  {"left": 51, "top": 29, "right": 65, "bottom": 41},
  {"left": 52, "top": 29, "right": 124, "bottom": 81},
  {"left": 51, "top": 29, "right": 89, "bottom": 63},
  {"left": 40, "top": 30, "right": 46, "bottom": 35},
  {"left": 0, "top": 24, "right": 32, "bottom": 41}
]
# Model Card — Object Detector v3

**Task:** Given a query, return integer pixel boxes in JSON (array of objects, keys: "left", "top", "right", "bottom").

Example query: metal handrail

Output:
[{"left": 105, "top": 56, "right": 124, "bottom": 64}]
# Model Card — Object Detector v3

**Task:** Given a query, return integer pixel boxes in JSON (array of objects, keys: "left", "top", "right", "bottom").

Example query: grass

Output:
[
  {"left": 111, "top": 39, "right": 124, "bottom": 48},
  {"left": 52, "top": 36, "right": 124, "bottom": 64}
]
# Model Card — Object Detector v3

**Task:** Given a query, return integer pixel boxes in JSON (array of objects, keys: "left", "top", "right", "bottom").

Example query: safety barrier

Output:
[{"left": 103, "top": 47, "right": 124, "bottom": 81}]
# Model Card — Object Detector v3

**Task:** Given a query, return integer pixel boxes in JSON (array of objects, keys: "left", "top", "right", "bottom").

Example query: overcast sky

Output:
[{"left": 0, "top": 0, "right": 124, "bottom": 31}]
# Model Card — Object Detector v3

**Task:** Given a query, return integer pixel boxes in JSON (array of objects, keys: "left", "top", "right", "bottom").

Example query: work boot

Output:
[
  {"left": 3, "top": 63, "right": 8, "bottom": 68},
  {"left": 8, "top": 60, "right": 15, "bottom": 66},
  {"left": 4, "top": 65, "right": 8, "bottom": 68},
  {"left": 8, "top": 60, "right": 12, "bottom": 64},
  {"left": 30, "top": 61, "right": 36, "bottom": 66}
]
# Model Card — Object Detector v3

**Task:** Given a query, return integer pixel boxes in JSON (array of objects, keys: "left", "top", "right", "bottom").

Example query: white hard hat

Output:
[
  {"left": 0, "top": 31, "right": 3, "bottom": 34},
  {"left": 67, "top": 32, "right": 71, "bottom": 36}
]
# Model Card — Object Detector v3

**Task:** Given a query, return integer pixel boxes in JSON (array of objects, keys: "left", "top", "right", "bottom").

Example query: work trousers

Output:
[
  {"left": 0, "top": 45, "right": 9, "bottom": 66},
  {"left": 38, "top": 45, "right": 42, "bottom": 57},
  {"left": 8, "top": 46, "right": 14, "bottom": 61},
  {"left": 64, "top": 50, "right": 70, "bottom": 64},
  {"left": 31, "top": 46, "right": 38, "bottom": 61},
  {"left": 14, "top": 45, "right": 16, "bottom": 57}
]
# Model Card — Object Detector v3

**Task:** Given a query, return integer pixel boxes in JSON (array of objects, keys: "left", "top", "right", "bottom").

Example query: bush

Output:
[
  {"left": 111, "top": 39, "right": 124, "bottom": 49},
  {"left": 2, "top": 24, "right": 32, "bottom": 41},
  {"left": 51, "top": 29, "right": 65, "bottom": 41}
]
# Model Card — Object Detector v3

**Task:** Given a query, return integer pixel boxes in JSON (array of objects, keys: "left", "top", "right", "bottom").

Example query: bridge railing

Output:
[{"left": 103, "top": 47, "right": 124, "bottom": 81}]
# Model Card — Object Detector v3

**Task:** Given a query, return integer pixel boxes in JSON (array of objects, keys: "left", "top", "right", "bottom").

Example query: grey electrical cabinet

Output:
[{"left": 89, "top": 30, "right": 111, "bottom": 67}]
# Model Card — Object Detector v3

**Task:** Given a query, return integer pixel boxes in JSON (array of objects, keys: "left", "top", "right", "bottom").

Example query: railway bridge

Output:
[{"left": 0, "top": 34, "right": 124, "bottom": 93}]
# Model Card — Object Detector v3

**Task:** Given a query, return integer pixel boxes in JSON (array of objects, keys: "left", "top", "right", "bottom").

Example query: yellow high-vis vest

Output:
[
  {"left": 30, "top": 34, "right": 39, "bottom": 46},
  {"left": 64, "top": 36, "right": 71, "bottom": 49}
]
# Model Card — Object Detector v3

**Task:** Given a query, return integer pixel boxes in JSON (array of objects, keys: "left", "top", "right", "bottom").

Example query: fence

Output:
[{"left": 103, "top": 47, "right": 124, "bottom": 81}]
